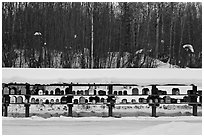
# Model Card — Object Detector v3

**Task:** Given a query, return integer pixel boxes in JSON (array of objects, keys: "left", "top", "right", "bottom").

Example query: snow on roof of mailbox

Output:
[{"left": 2, "top": 68, "right": 202, "bottom": 86}]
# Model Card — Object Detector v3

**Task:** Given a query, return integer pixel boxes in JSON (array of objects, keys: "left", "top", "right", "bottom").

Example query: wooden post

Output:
[
  {"left": 192, "top": 85, "right": 197, "bottom": 116},
  {"left": 25, "top": 104, "right": 30, "bottom": 117},
  {"left": 67, "top": 84, "right": 73, "bottom": 117},
  {"left": 68, "top": 104, "right": 73, "bottom": 117},
  {"left": 3, "top": 104, "right": 8, "bottom": 117},
  {"left": 108, "top": 104, "right": 113, "bottom": 117},
  {"left": 108, "top": 85, "right": 114, "bottom": 117},
  {"left": 152, "top": 105, "right": 157, "bottom": 117},
  {"left": 193, "top": 105, "right": 197, "bottom": 116}
]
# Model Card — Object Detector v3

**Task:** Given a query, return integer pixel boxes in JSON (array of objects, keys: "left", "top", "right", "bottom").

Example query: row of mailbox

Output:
[
  {"left": 3, "top": 86, "right": 184, "bottom": 95},
  {"left": 5, "top": 95, "right": 202, "bottom": 104}
]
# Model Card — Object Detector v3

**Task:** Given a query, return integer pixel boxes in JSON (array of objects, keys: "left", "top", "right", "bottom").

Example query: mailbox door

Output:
[
  {"left": 21, "top": 87, "right": 26, "bottom": 95},
  {"left": 17, "top": 96, "right": 23, "bottom": 103},
  {"left": 31, "top": 98, "right": 35, "bottom": 104},
  {"left": 132, "top": 88, "right": 139, "bottom": 95},
  {"left": 3, "top": 87, "right": 9, "bottom": 95},
  {"left": 79, "top": 97, "right": 86, "bottom": 104},
  {"left": 10, "top": 96, "right": 17, "bottom": 103}
]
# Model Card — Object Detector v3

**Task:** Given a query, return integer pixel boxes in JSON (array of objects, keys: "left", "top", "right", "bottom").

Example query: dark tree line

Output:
[{"left": 2, "top": 2, "right": 202, "bottom": 68}]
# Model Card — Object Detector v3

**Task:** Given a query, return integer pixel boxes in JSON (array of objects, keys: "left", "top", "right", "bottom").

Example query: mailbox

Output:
[
  {"left": 3, "top": 87, "right": 9, "bottom": 95},
  {"left": 85, "top": 90, "right": 89, "bottom": 95},
  {"left": 50, "top": 90, "right": 54, "bottom": 95},
  {"left": 50, "top": 99, "right": 54, "bottom": 104},
  {"left": 10, "top": 96, "right": 17, "bottom": 103},
  {"left": 171, "top": 98, "right": 177, "bottom": 103},
  {"left": 118, "top": 91, "right": 122, "bottom": 95},
  {"left": 95, "top": 96, "right": 100, "bottom": 103},
  {"left": 45, "top": 99, "right": 49, "bottom": 104},
  {"left": 159, "top": 98, "right": 164, "bottom": 103},
  {"left": 89, "top": 96, "right": 94, "bottom": 102},
  {"left": 143, "top": 99, "right": 147, "bottom": 103},
  {"left": 158, "top": 90, "right": 167, "bottom": 95},
  {"left": 114, "top": 91, "right": 118, "bottom": 95},
  {"left": 139, "top": 98, "right": 144, "bottom": 103},
  {"left": 56, "top": 99, "right": 60, "bottom": 104},
  {"left": 172, "top": 88, "right": 180, "bottom": 95},
  {"left": 65, "top": 88, "right": 69, "bottom": 94},
  {"left": 132, "top": 88, "right": 139, "bottom": 95},
  {"left": 131, "top": 99, "right": 136, "bottom": 104},
  {"left": 164, "top": 96, "right": 171, "bottom": 103},
  {"left": 142, "top": 88, "right": 150, "bottom": 95},
  {"left": 21, "top": 87, "right": 26, "bottom": 95},
  {"left": 61, "top": 90, "right": 64, "bottom": 95},
  {"left": 3, "top": 95, "right": 10, "bottom": 104},
  {"left": 31, "top": 98, "right": 35, "bottom": 104},
  {"left": 149, "top": 99, "right": 153, "bottom": 104},
  {"left": 61, "top": 96, "right": 67, "bottom": 104},
  {"left": 98, "top": 90, "right": 106, "bottom": 96},
  {"left": 92, "top": 99, "right": 96, "bottom": 104},
  {"left": 16, "top": 96, "right": 23, "bottom": 103},
  {"left": 55, "top": 88, "right": 61, "bottom": 95},
  {"left": 74, "top": 99, "right": 78, "bottom": 104},
  {"left": 45, "top": 90, "right": 49, "bottom": 95},
  {"left": 10, "top": 87, "right": 16, "bottom": 95},
  {"left": 39, "top": 99, "right": 44, "bottom": 104},
  {"left": 79, "top": 96, "right": 86, "bottom": 104},
  {"left": 123, "top": 90, "right": 127, "bottom": 95},
  {"left": 35, "top": 99, "right": 39, "bottom": 104},
  {"left": 101, "top": 98, "right": 105, "bottom": 103},
  {"left": 77, "top": 90, "right": 82, "bottom": 95},
  {"left": 88, "top": 86, "right": 95, "bottom": 95},
  {"left": 154, "top": 98, "right": 158, "bottom": 103}
]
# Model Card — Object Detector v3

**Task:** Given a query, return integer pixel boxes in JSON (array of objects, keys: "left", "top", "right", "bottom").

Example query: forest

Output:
[{"left": 2, "top": 2, "right": 202, "bottom": 68}]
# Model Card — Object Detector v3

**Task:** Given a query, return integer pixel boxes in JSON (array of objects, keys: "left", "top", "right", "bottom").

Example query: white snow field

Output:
[
  {"left": 2, "top": 68, "right": 202, "bottom": 87},
  {"left": 2, "top": 116, "right": 202, "bottom": 135}
]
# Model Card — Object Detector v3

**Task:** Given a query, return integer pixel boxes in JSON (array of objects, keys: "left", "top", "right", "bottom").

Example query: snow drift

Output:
[{"left": 2, "top": 68, "right": 202, "bottom": 87}]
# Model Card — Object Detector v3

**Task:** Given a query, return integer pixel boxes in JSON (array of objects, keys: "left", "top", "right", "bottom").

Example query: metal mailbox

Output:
[
  {"left": 10, "top": 87, "right": 16, "bottom": 95},
  {"left": 17, "top": 96, "right": 23, "bottom": 103},
  {"left": 123, "top": 90, "right": 127, "bottom": 95},
  {"left": 3, "top": 87, "right": 9, "bottom": 95},
  {"left": 172, "top": 88, "right": 180, "bottom": 95},
  {"left": 45, "top": 99, "right": 49, "bottom": 104},
  {"left": 31, "top": 98, "right": 35, "bottom": 104},
  {"left": 132, "top": 88, "right": 139, "bottom": 95},
  {"left": 50, "top": 99, "right": 54, "bottom": 104},
  {"left": 79, "top": 96, "right": 86, "bottom": 104},
  {"left": 21, "top": 87, "right": 26, "bottom": 95},
  {"left": 55, "top": 88, "right": 61, "bottom": 95},
  {"left": 61, "top": 96, "right": 67, "bottom": 104},
  {"left": 10, "top": 96, "right": 17, "bottom": 103},
  {"left": 74, "top": 99, "right": 78, "bottom": 104},
  {"left": 122, "top": 99, "right": 127, "bottom": 104},
  {"left": 131, "top": 99, "right": 136, "bottom": 104},
  {"left": 50, "top": 90, "right": 54, "bottom": 95},
  {"left": 142, "top": 88, "right": 150, "bottom": 95},
  {"left": 118, "top": 91, "right": 122, "bottom": 95}
]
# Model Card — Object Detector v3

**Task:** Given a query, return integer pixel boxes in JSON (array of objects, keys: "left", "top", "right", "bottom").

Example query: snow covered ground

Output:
[
  {"left": 2, "top": 68, "right": 202, "bottom": 87},
  {"left": 2, "top": 116, "right": 202, "bottom": 135}
]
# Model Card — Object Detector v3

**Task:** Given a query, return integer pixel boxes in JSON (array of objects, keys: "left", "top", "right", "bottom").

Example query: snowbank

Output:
[
  {"left": 2, "top": 68, "right": 202, "bottom": 86},
  {"left": 2, "top": 116, "right": 202, "bottom": 135},
  {"left": 2, "top": 115, "right": 202, "bottom": 121}
]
